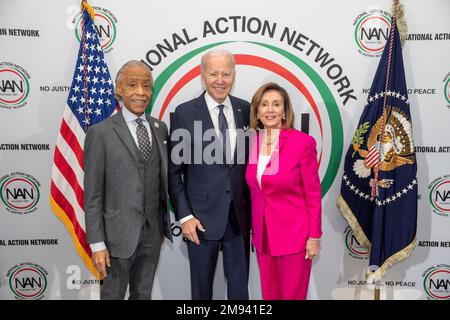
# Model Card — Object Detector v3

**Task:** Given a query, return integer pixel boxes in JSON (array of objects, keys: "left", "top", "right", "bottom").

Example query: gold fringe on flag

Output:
[
  {"left": 337, "top": 195, "right": 371, "bottom": 250},
  {"left": 367, "top": 237, "right": 417, "bottom": 283},
  {"left": 81, "top": 0, "right": 95, "bottom": 21},
  {"left": 50, "top": 196, "right": 104, "bottom": 280},
  {"left": 337, "top": 196, "right": 417, "bottom": 283}
]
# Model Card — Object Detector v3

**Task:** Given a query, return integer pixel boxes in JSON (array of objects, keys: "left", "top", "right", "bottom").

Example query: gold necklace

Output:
[{"left": 263, "top": 132, "right": 279, "bottom": 145}]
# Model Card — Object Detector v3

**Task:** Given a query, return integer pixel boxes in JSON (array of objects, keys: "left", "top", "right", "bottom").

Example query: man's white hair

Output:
[
  {"left": 200, "top": 49, "right": 235, "bottom": 74},
  {"left": 115, "top": 60, "right": 152, "bottom": 87},
  {"left": 115, "top": 60, "right": 152, "bottom": 100}
]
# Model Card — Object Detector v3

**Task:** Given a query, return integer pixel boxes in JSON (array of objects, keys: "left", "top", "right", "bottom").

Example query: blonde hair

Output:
[{"left": 250, "top": 82, "right": 295, "bottom": 129}]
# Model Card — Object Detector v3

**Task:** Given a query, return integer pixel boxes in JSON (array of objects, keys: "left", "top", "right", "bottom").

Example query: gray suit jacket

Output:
[{"left": 84, "top": 110, "right": 172, "bottom": 259}]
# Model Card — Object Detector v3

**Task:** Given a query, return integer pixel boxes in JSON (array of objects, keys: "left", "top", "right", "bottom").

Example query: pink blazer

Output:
[{"left": 245, "top": 129, "right": 322, "bottom": 256}]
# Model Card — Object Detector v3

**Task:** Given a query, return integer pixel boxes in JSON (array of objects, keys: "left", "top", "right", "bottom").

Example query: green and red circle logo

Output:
[
  {"left": 148, "top": 41, "right": 344, "bottom": 196},
  {"left": 0, "top": 172, "right": 40, "bottom": 215},
  {"left": 353, "top": 9, "right": 392, "bottom": 57},
  {"left": 0, "top": 62, "right": 30, "bottom": 109},
  {"left": 444, "top": 72, "right": 450, "bottom": 107},
  {"left": 344, "top": 226, "right": 369, "bottom": 259},
  {"left": 422, "top": 265, "right": 450, "bottom": 300},
  {"left": 7, "top": 262, "right": 48, "bottom": 300},
  {"left": 73, "top": 6, "right": 118, "bottom": 53},
  {"left": 428, "top": 175, "right": 450, "bottom": 217}
]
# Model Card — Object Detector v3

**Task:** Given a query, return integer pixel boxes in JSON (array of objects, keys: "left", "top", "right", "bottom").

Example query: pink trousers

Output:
[{"left": 256, "top": 249, "right": 312, "bottom": 300}]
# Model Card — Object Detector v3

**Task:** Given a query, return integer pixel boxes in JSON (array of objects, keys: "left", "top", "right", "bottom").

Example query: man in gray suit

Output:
[{"left": 84, "top": 60, "right": 172, "bottom": 300}]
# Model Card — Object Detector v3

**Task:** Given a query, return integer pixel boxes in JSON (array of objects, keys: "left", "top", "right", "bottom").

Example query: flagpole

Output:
[
  {"left": 374, "top": 287, "right": 380, "bottom": 300},
  {"left": 373, "top": 0, "right": 399, "bottom": 300}
]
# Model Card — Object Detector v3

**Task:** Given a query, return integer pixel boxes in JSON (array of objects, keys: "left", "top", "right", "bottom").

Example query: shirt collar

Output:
[
  {"left": 121, "top": 102, "right": 147, "bottom": 124},
  {"left": 204, "top": 91, "right": 232, "bottom": 112}
]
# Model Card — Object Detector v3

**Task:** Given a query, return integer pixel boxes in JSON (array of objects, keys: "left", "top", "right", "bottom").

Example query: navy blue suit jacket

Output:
[{"left": 168, "top": 92, "right": 251, "bottom": 240}]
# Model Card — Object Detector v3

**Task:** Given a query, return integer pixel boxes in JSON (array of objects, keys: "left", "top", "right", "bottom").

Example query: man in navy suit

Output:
[{"left": 168, "top": 49, "right": 251, "bottom": 300}]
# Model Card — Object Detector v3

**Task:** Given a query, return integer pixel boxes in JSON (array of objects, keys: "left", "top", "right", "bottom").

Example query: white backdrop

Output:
[{"left": 0, "top": 0, "right": 449, "bottom": 300}]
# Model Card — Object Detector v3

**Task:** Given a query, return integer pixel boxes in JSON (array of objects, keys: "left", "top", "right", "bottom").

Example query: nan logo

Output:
[
  {"left": 72, "top": 6, "right": 118, "bottom": 54},
  {"left": 428, "top": 175, "right": 450, "bottom": 217},
  {"left": 344, "top": 226, "right": 369, "bottom": 259},
  {"left": 0, "top": 62, "right": 31, "bottom": 110},
  {"left": 0, "top": 172, "right": 41, "bottom": 215},
  {"left": 7, "top": 262, "right": 48, "bottom": 300},
  {"left": 422, "top": 264, "right": 450, "bottom": 300},
  {"left": 444, "top": 72, "right": 450, "bottom": 109},
  {"left": 353, "top": 8, "right": 392, "bottom": 58}
]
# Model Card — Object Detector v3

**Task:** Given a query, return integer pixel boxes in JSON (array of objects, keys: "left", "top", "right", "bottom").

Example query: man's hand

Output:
[
  {"left": 92, "top": 248, "right": 111, "bottom": 278},
  {"left": 181, "top": 217, "right": 205, "bottom": 245},
  {"left": 305, "top": 238, "right": 321, "bottom": 260}
]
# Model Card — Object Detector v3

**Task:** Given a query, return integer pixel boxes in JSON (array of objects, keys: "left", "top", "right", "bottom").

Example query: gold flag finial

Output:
[
  {"left": 393, "top": 0, "right": 408, "bottom": 48},
  {"left": 81, "top": 0, "right": 95, "bottom": 21}
]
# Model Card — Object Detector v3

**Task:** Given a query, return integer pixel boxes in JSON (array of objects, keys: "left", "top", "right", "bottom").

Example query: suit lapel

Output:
[
  {"left": 112, "top": 110, "right": 141, "bottom": 165},
  {"left": 195, "top": 93, "right": 247, "bottom": 166},
  {"left": 147, "top": 115, "right": 166, "bottom": 167},
  {"left": 147, "top": 114, "right": 169, "bottom": 196},
  {"left": 230, "top": 96, "right": 246, "bottom": 166},
  {"left": 194, "top": 93, "right": 215, "bottom": 135},
  {"left": 230, "top": 96, "right": 245, "bottom": 130}
]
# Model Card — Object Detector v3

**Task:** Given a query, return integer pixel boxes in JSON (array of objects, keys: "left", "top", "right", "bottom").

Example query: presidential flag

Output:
[
  {"left": 50, "top": 1, "right": 118, "bottom": 278},
  {"left": 337, "top": 5, "right": 417, "bottom": 280}
]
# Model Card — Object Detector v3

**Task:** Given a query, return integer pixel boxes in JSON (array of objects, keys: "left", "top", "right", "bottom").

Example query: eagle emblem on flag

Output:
[{"left": 352, "top": 106, "right": 416, "bottom": 186}]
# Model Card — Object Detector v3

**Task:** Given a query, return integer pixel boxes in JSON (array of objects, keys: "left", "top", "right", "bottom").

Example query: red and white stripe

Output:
[
  {"left": 365, "top": 145, "right": 381, "bottom": 168},
  {"left": 50, "top": 104, "right": 90, "bottom": 253},
  {"left": 50, "top": 104, "right": 120, "bottom": 257}
]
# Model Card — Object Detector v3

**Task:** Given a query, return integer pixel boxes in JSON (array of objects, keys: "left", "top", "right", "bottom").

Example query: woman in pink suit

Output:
[{"left": 245, "top": 83, "right": 322, "bottom": 300}]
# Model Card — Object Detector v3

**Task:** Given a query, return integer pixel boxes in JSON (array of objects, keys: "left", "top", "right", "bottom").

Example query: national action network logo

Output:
[
  {"left": 0, "top": 172, "right": 41, "bottom": 215},
  {"left": 72, "top": 6, "right": 118, "bottom": 53},
  {"left": 444, "top": 72, "right": 450, "bottom": 109},
  {"left": 344, "top": 226, "right": 369, "bottom": 259},
  {"left": 7, "top": 262, "right": 48, "bottom": 300},
  {"left": 148, "top": 43, "right": 346, "bottom": 197},
  {"left": 422, "top": 264, "right": 450, "bottom": 300},
  {"left": 142, "top": 16, "right": 360, "bottom": 196},
  {"left": 0, "top": 62, "right": 31, "bottom": 110},
  {"left": 428, "top": 175, "right": 450, "bottom": 217},
  {"left": 353, "top": 8, "right": 392, "bottom": 58}
]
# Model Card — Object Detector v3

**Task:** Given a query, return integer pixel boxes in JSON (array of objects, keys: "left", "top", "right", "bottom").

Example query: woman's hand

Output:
[{"left": 305, "top": 238, "right": 321, "bottom": 259}]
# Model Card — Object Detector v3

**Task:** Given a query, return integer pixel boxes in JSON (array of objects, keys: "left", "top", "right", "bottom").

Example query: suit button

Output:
[
  {"left": 138, "top": 211, "right": 142, "bottom": 215},
  {"left": 137, "top": 187, "right": 142, "bottom": 192},
  {"left": 226, "top": 190, "right": 230, "bottom": 193}
]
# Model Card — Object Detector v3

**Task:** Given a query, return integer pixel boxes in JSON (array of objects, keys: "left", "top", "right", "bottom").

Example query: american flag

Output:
[{"left": 50, "top": 1, "right": 118, "bottom": 278}]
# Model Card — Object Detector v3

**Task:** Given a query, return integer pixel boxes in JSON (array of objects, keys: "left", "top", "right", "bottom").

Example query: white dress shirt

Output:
[
  {"left": 204, "top": 91, "right": 237, "bottom": 157},
  {"left": 90, "top": 105, "right": 152, "bottom": 253},
  {"left": 122, "top": 103, "right": 153, "bottom": 148},
  {"left": 179, "top": 92, "right": 237, "bottom": 225},
  {"left": 257, "top": 154, "right": 272, "bottom": 188}
]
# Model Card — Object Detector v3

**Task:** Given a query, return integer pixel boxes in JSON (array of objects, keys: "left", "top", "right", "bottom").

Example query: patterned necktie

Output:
[
  {"left": 217, "top": 104, "right": 230, "bottom": 163},
  {"left": 135, "top": 118, "right": 152, "bottom": 161}
]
